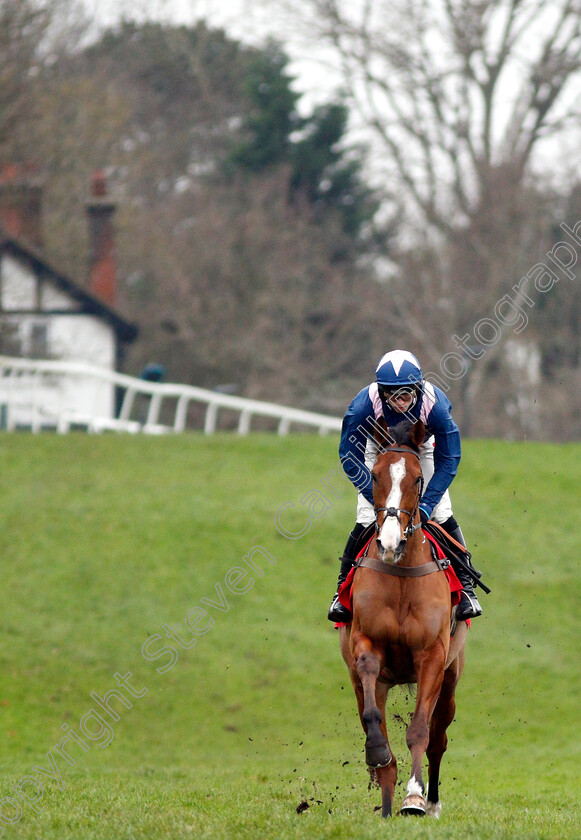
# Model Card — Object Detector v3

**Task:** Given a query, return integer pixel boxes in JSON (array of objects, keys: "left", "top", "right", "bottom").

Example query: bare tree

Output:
[
  {"left": 267, "top": 0, "right": 581, "bottom": 434},
  {"left": 119, "top": 166, "right": 393, "bottom": 413},
  {"left": 0, "top": 0, "right": 88, "bottom": 163},
  {"left": 285, "top": 1, "right": 581, "bottom": 229}
]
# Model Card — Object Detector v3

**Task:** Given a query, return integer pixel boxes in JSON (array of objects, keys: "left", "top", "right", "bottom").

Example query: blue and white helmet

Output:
[{"left": 375, "top": 350, "right": 423, "bottom": 404}]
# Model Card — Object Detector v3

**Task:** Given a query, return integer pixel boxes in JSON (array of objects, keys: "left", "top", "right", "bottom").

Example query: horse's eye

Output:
[{"left": 371, "top": 473, "right": 377, "bottom": 483}]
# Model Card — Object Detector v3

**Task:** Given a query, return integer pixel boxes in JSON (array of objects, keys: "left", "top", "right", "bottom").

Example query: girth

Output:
[{"left": 357, "top": 554, "right": 448, "bottom": 577}]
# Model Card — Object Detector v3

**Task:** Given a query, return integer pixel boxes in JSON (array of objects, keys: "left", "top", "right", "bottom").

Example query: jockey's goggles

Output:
[
  {"left": 378, "top": 385, "right": 417, "bottom": 402},
  {"left": 378, "top": 385, "right": 419, "bottom": 411}
]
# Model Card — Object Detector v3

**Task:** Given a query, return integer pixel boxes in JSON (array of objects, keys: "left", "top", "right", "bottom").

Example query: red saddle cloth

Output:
[{"left": 334, "top": 531, "right": 464, "bottom": 629}]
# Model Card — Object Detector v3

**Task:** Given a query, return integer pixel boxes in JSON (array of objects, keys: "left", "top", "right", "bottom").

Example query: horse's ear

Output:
[
  {"left": 374, "top": 416, "right": 392, "bottom": 450},
  {"left": 409, "top": 420, "right": 426, "bottom": 448}
]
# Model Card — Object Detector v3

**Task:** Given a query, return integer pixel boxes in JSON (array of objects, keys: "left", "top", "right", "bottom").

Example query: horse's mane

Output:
[{"left": 387, "top": 420, "right": 420, "bottom": 451}]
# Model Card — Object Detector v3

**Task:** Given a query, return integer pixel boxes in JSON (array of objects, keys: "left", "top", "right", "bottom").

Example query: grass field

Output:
[{"left": 0, "top": 431, "right": 579, "bottom": 839}]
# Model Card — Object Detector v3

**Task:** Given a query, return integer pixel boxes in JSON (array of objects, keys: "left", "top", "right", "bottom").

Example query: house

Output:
[{"left": 0, "top": 164, "right": 138, "bottom": 428}]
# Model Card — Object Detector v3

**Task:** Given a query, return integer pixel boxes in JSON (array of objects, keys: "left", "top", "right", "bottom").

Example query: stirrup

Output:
[
  {"left": 327, "top": 593, "right": 352, "bottom": 623},
  {"left": 456, "top": 590, "right": 482, "bottom": 621}
]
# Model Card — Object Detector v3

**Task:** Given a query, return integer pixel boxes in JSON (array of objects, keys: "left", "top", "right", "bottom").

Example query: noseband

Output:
[{"left": 374, "top": 446, "right": 424, "bottom": 559}]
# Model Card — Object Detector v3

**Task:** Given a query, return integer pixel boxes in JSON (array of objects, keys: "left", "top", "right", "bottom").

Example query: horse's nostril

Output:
[{"left": 394, "top": 539, "right": 407, "bottom": 560}]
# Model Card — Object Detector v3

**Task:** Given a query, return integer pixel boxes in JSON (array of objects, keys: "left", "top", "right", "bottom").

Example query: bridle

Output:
[{"left": 373, "top": 445, "right": 424, "bottom": 559}]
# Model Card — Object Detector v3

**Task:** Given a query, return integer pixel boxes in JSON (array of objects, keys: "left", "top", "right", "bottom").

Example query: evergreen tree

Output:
[
  {"left": 230, "top": 41, "right": 300, "bottom": 171},
  {"left": 230, "top": 42, "right": 377, "bottom": 240},
  {"left": 290, "top": 103, "right": 377, "bottom": 239}
]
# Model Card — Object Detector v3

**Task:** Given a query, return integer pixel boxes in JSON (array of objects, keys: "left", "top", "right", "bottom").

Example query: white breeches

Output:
[{"left": 355, "top": 435, "right": 453, "bottom": 527}]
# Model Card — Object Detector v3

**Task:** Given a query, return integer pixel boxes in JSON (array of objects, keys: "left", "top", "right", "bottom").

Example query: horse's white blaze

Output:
[
  {"left": 378, "top": 457, "right": 406, "bottom": 553},
  {"left": 406, "top": 776, "right": 424, "bottom": 798}
]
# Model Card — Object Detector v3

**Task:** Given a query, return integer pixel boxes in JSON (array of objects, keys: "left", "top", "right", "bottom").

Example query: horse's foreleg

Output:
[
  {"left": 356, "top": 650, "right": 392, "bottom": 770},
  {"left": 401, "top": 640, "right": 447, "bottom": 816},
  {"left": 373, "top": 681, "right": 397, "bottom": 818},
  {"left": 349, "top": 641, "right": 396, "bottom": 816},
  {"left": 375, "top": 760, "right": 398, "bottom": 818},
  {"left": 426, "top": 647, "right": 465, "bottom": 817},
  {"left": 351, "top": 638, "right": 392, "bottom": 771}
]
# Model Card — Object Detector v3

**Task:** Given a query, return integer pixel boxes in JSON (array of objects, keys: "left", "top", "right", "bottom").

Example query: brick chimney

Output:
[
  {"left": 0, "top": 163, "right": 44, "bottom": 249},
  {"left": 86, "top": 170, "right": 117, "bottom": 306}
]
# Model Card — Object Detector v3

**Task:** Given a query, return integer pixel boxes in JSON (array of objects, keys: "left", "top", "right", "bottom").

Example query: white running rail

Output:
[{"left": 0, "top": 356, "right": 342, "bottom": 435}]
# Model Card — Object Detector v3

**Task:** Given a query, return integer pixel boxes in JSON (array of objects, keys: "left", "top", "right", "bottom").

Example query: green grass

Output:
[{"left": 0, "top": 432, "right": 579, "bottom": 839}]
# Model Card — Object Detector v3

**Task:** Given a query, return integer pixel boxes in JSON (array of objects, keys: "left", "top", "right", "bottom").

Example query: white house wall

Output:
[
  {"left": 50, "top": 315, "right": 116, "bottom": 418},
  {"left": 1, "top": 255, "right": 37, "bottom": 309},
  {"left": 50, "top": 315, "right": 115, "bottom": 367},
  {"left": 1, "top": 254, "right": 120, "bottom": 427},
  {"left": 41, "top": 281, "right": 78, "bottom": 310},
  {"left": 2, "top": 367, "right": 114, "bottom": 428}
]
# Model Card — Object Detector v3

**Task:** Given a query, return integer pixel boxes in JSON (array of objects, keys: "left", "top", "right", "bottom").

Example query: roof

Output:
[{"left": 0, "top": 228, "right": 138, "bottom": 343}]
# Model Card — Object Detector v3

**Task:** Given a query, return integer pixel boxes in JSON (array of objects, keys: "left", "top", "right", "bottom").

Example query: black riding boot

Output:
[
  {"left": 327, "top": 555, "right": 356, "bottom": 623},
  {"left": 327, "top": 523, "right": 374, "bottom": 623},
  {"left": 441, "top": 517, "right": 482, "bottom": 621}
]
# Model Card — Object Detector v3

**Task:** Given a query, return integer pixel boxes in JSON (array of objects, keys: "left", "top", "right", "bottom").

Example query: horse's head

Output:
[{"left": 371, "top": 419, "right": 425, "bottom": 563}]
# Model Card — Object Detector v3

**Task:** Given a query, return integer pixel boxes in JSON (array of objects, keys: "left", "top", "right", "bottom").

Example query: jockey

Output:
[{"left": 327, "top": 349, "right": 483, "bottom": 624}]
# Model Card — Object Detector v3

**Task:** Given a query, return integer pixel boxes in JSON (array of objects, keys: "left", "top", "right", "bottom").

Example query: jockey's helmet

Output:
[{"left": 375, "top": 350, "right": 423, "bottom": 408}]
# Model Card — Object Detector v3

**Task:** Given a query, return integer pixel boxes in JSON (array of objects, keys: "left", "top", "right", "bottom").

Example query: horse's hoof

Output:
[{"left": 400, "top": 794, "right": 426, "bottom": 816}]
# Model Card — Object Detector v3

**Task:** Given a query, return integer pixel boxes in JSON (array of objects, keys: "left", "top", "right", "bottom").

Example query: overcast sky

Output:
[{"left": 86, "top": 0, "right": 276, "bottom": 38}]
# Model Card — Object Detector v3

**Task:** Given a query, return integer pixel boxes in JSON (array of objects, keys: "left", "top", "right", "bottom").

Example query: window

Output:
[{"left": 30, "top": 322, "right": 48, "bottom": 358}]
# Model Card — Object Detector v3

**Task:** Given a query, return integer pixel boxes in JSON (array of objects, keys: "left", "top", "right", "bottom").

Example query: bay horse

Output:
[{"left": 339, "top": 418, "right": 467, "bottom": 817}]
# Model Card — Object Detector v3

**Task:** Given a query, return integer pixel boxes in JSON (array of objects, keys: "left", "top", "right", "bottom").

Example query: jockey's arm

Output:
[
  {"left": 420, "top": 411, "right": 461, "bottom": 519},
  {"left": 338, "top": 388, "right": 375, "bottom": 505}
]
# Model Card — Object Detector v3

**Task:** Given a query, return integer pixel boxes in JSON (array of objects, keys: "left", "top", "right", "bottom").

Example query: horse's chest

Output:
[{"left": 358, "top": 608, "right": 445, "bottom": 680}]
